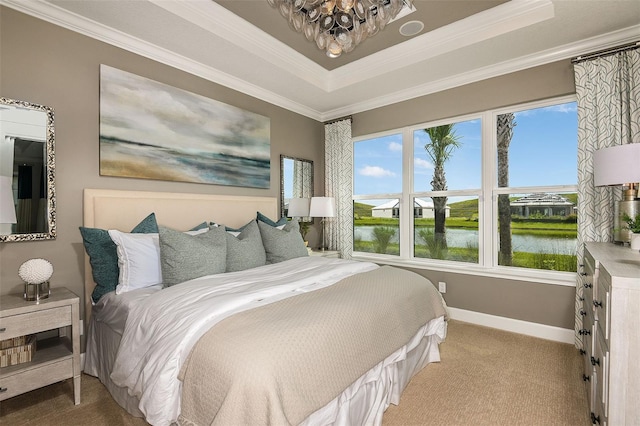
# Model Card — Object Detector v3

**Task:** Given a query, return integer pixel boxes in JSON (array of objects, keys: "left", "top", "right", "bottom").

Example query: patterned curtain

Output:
[
  {"left": 324, "top": 118, "right": 353, "bottom": 259},
  {"left": 573, "top": 47, "right": 640, "bottom": 348}
]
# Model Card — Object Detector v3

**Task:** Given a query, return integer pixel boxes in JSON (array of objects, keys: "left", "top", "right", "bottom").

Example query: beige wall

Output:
[
  {"left": 1, "top": 7, "right": 579, "bottom": 332},
  {"left": 353, "top": 61, "right": 578, "bottom": 330},
  {"left": 0, "top": 8, "right": 324, "bottom": 320}
]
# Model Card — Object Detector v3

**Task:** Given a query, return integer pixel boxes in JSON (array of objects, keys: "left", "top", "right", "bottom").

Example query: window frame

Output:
[{"left": 351, "top": 95, "right": 578, "bottom": 287}]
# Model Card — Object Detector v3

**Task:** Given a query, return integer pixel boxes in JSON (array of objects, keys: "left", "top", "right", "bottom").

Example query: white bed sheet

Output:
[{"left": 84, "top": 257, "right": 447, "bottom": 426}]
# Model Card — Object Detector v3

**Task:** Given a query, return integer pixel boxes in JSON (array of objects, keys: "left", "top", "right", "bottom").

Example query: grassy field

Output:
[{"left": 353, "top": 200, "right": 578, "bottom": 272}]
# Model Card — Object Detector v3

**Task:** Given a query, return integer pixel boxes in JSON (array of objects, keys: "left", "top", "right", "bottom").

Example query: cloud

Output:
[
  {"left": 388, "top": 142, "right": 402, "bottom": 152},
  {"left": 359, "top": 165, "right": 396, "bottom": 177},
  {"left": 414, "top": 158, "right": 433, "bottom": 169}
]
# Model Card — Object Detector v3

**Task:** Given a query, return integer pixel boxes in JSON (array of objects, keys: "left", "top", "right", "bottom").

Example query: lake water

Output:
[{"left": 354, "top": 226, "right": 577, "bottom": 255}]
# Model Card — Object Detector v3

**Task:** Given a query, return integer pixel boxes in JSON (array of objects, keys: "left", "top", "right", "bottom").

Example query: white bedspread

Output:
[{"left": 110, "top": 256, "right": 379, "bottom": 425}]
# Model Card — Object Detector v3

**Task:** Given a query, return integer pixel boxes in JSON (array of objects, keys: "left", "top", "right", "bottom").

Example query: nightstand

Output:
[
  {"left": 309, "top": 250, "right": 340, "bottom": 258},
  {"left": 0, "top": 287, "right": 81, "bottom": 404}
]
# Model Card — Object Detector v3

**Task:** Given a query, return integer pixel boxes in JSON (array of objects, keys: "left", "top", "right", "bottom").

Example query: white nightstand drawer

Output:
[
  {"left": 0, "top": 357, "right": 73, "bottom": 401},
  {"left": 0, "top": 306, "right": 72, "bottom": 340}
]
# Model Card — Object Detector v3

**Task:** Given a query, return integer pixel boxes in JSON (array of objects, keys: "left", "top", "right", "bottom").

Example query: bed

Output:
[{"left": 81, "top": 188, "right": 448, "bottom": 426}]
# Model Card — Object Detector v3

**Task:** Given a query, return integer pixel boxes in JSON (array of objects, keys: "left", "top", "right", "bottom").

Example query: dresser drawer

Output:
[
  {"left": 583, "top": 250, "right": 597, "bottom": 296},
  {"left": 594, "top": 267, "right": 611, "bottom": 344},
  {"left": 0, "top": 357, "right": 73, "bottom": 401},
  {"left": 0, "top": 306, "right": 72, "bottom": 340},
  {"left": 581, "top": 306, "right": 595, "bottom": 376},
  {"left": 593, "top": 331, "right": 609, "bottom": 421}
]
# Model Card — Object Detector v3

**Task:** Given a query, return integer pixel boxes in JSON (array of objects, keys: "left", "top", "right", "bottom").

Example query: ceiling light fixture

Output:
[{"left": 266, "top": 0, "right": 413, "bottom": 58}]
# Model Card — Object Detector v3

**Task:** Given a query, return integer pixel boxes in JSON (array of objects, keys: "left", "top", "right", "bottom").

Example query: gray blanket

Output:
[{"left": 177, "top": 265, "right": 447, "bottom": 425}]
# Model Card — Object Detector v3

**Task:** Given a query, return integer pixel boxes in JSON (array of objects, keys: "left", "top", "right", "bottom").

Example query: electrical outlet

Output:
[{"left": 438, "top": 281, "right": 446, "bottom": 293}]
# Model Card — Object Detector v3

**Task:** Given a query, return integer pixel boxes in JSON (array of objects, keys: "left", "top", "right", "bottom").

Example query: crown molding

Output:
[
  {"left": 327, "top": 0, "right": 555, "bottom": 91},
  {"left": 0, "top": 0, "right": 323, "bottom": 119},
  {"left": 148, "top": 0, "right": 331, "bottom": 91},
  {"left": 320, "top": 24, "right": 640, "bottom": 121},
  {"left": 2, "top": 0, "right": 638, "bottom": 123}
]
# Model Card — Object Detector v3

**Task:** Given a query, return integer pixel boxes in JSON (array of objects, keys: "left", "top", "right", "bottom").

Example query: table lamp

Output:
[
  {"left": 310, "top": 196, "right": 335, "bottom": 251},
  {"left": 593, "top": 143, "right": 640, "bottom": 243},
  {"left": 287, "top": 197, "right": 311, "bottom": 242}
]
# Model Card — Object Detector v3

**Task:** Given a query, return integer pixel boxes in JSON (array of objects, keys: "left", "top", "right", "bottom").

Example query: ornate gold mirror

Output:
[{"left": 0, "top": 97, "right": 56, "bottom": 242}]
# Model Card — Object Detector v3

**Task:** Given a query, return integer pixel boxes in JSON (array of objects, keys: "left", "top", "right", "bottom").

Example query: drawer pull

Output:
[
  {"left": 0, "top": 387, "right": 6, "bottom": 393},
  {"left": 591, "top": 356, "right": 600, "bottom": 366},
  {"left": 580, "top": 349, "right": 586, "bottom": 356},
  {"left": 579, "top": 329, "right": 591, "bottom": 336},
  {"left": 593, "top": 300, "right": 603, "bottom": 308},
  {"left": 582, "top": 374, "right": 590, "bottom": 382},
  {"left": 579, "top": 309, "right": 587, "bottom": 316},
  {"left": 583, "top": 283, "right": 593, "bottom": 289},
  {"left": 0, "top": 327, "right": 5, "bottom": 332},
  {"left": 591, "top": 412, "right": 600, "bottom": 424}
]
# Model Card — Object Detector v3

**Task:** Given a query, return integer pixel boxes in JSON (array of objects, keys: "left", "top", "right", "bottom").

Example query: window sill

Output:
[{"left": 350, "top": 253, "right": 577, "bottom": 287}]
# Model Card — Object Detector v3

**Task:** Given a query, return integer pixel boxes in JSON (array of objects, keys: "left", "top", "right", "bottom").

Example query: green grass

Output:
[
  {"left": 354, "top": 216, "right": 577, "bottom": 237},
  {"left": 353, "top": 239, "right": 577, "bottom": 272}
]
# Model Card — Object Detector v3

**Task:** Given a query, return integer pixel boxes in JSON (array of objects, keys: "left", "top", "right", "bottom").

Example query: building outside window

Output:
[{"left": 353, "top": 96, "right": 578, "bottom": 276}]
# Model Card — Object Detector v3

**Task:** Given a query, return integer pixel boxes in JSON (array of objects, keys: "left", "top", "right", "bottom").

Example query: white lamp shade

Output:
[
  {"left": 594, "top": 143, "right": 640, "bottom": 186},
  {"left": 287, "top": 197, "right": 310, "bottom": 217},
  {"left": 0, "top": 175, "right": 17, "bottom": 224},
  {"left": 309, "top": 196, "right": 336, "bottom": 218}
]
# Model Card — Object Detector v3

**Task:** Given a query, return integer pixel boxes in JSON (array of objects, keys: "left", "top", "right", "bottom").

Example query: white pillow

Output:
[{"left": 108, "top": 230, "right": 162, "bottom": 294}]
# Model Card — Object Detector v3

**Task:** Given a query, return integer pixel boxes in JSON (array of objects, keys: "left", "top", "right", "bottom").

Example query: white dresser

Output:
[{"left": 579, "top": 243, "right": 640, "bottom": 425}]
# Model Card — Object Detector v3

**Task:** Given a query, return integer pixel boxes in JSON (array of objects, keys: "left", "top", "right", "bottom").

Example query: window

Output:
[
  {"left": 353, "top": 134, "right": 402, "bottom": 256},
  {"left": 352, "top": 97, "right": 578, "bottom": 278},
  {"left": 413, "top": 119, "right": 481, "bottom": 263}
]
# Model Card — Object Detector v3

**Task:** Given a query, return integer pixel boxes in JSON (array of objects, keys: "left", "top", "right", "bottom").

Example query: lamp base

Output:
[
  {"left": 614, "top": 199, "right": 640, "bottom": 244},
  {"left": 24, "top": 281, "right": 50, "bottom": 302}
]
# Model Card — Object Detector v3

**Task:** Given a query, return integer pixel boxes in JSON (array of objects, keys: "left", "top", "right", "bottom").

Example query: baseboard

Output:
[{"left": 447, "top": 307, "right": 574, "bottom": 344}]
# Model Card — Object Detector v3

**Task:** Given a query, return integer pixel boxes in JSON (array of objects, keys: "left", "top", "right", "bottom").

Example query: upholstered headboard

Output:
[{"left": 82, "top": 188, "right": 277, "bottom": 323}]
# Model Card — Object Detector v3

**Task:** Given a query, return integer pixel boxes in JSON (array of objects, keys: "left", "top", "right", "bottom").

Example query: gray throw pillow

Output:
[
  {"left": 159, "top": 225, "right": 227, "bottom": 287},
  {"left": 225, "top": 220, "right": 267, "bottom": 272},
  {"left": 257, "top": 219, "right": 308, "bottom": 264}
]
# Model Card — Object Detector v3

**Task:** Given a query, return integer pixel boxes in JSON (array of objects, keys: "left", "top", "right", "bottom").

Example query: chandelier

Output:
[{"left": 266, "top": 0, "right": 411, "bottom": 58}]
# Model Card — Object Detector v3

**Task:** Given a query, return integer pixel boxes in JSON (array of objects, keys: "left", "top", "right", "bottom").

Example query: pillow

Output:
[
  {"left": 159, "top": 225, "right": 227, "bottom": 287},
  {"left": 80, "top": 213, "right": 158, "bottom": 303},
  {"left": 189, "top": 222, "right": 210, "bottom": 232},
  {"left": 108, "top": 230, "right": 163, "bottom": 293},
  {"left": 257, "top": 219, "right": 308, "bottom": 264},
  {"left": 257, "top": 211, "right": 288, "bottom": 227},
  {"left": 224, "top": 220, "right": 266, "bottom": 272}
]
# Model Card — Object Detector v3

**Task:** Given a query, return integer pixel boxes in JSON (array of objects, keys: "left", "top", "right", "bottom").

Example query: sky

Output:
[{"left": 354, "top": 102, "right": 578, "bottom": 201}]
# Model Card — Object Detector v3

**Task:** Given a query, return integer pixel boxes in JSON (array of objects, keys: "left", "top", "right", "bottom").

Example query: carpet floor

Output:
[{"left": 0, "top": 320, "right": 590, "bottom": 425}]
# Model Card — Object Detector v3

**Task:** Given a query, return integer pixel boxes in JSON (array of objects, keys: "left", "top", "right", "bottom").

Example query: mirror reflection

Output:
[
  {"left": 0, "top": 97, "right": 56, "bottom": 242},
  {"left": 280, "top": 155, "right": 313, "bottom": 219}
]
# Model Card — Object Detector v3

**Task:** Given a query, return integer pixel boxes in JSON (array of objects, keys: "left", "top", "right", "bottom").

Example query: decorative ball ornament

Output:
[
  {"left": 19, "top": 258, "right": 53, "bottom": 302},
  {"left": 19, "top": 258, "right": 54, "bottom": 284}
]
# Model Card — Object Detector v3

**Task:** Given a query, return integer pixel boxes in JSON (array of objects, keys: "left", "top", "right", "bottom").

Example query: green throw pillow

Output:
[
  {"left": 80, "top": 213, "right": 158, "bottom": 303},
  {"left": 256, "top": 211, "right": 288, "bottom": 227},
  {"left": 159, "top": 225, "right": 227, "bottom": 287},
  {"left": 257, "top": 219, "right": 308, "bottom": 264},
  {"left": 225, "top": 220, "right": 266, "bottom": 272}
]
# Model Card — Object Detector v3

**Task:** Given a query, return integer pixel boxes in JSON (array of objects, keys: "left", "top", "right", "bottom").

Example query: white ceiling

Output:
[{"left": 2, "top": 0, "right": 639, "bottom": 121}]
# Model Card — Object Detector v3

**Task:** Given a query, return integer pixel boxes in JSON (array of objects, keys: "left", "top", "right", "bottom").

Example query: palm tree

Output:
[
  {"left": 497, "top": 113, "right": 516, "bottom": 265},
  {"left": 423, "top": 124, "right": 461, "bottom": 251}
]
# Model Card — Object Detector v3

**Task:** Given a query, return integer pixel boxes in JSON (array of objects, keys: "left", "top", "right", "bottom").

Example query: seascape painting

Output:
[{"left": 99, "top": 65, "right": 270, "bottom": 188}]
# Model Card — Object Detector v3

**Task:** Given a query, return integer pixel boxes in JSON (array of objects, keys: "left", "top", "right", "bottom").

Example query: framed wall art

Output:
[{"left": 99, "top": 65, "right": 270, "bottom": 189}]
